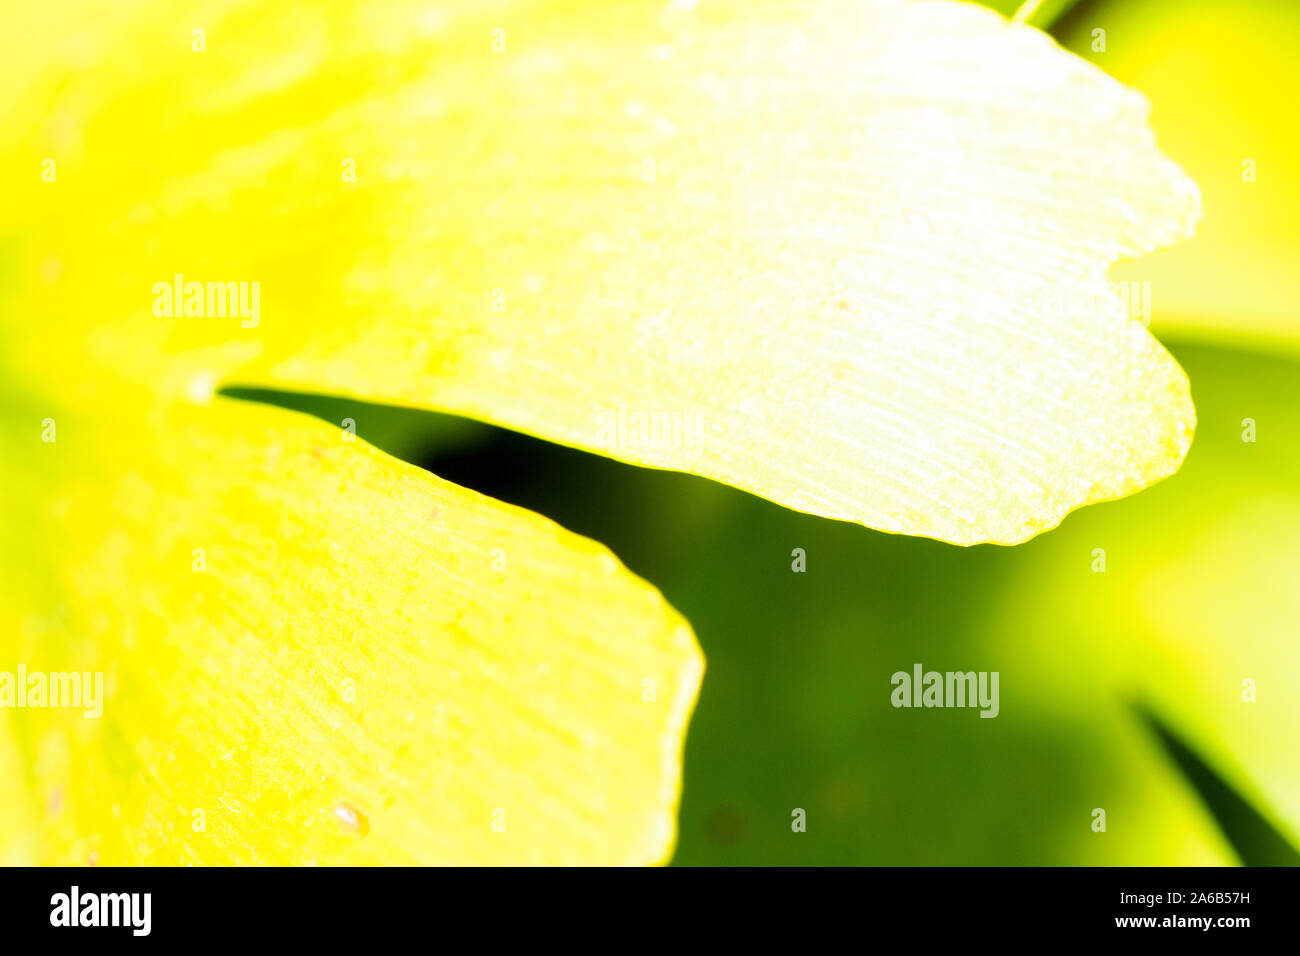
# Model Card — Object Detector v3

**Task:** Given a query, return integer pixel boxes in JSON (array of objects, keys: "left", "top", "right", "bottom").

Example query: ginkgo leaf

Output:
[
  {"left": 1056, "top": 0, "right": 1300, "bottom": 351},
  {"left": 5, "top": 0, "right": 1197, "bottom": 546},
  {"left": 0, "top": 388, "right": 702, "bottom": 865}
]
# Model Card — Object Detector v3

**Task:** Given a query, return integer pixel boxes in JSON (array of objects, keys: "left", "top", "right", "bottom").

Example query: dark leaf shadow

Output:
[{"left": 1133, "top": 702, "right": 1300, "bottom": 866}]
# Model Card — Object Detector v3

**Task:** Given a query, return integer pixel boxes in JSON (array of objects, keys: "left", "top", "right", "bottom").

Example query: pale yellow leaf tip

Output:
[
  {"left": 397, "top": 0, "right": 1204, "bottom": 548},
  {"left": 385, "top": 0, "right": 1205, "bottom": 548},
  {"left": 614, "top": 1, "right": 1205, "bottom": 548}
]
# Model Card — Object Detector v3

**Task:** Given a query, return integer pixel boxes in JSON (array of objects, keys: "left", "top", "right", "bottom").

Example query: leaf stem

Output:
[{"left": 1011, "top": 0, "right": 1045, "bottom": 25}]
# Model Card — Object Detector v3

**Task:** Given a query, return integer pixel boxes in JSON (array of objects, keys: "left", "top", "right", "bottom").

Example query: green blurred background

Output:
[{"left": 233, "top": 0, "right": 1300, "bottom": 865}]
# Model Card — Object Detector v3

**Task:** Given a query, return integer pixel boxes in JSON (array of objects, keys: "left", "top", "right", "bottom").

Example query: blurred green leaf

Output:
[{"left": 1133, "top": 703, "right": 1300, "bottom": 866}]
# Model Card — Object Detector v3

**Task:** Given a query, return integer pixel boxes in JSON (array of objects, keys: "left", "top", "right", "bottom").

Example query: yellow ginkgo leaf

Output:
[
  {"left": 6, "top": 0, "right": 1197, "bottom": 546},
  {"left": 0, "top": 388, "right": 702, "bottom": 865}
]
